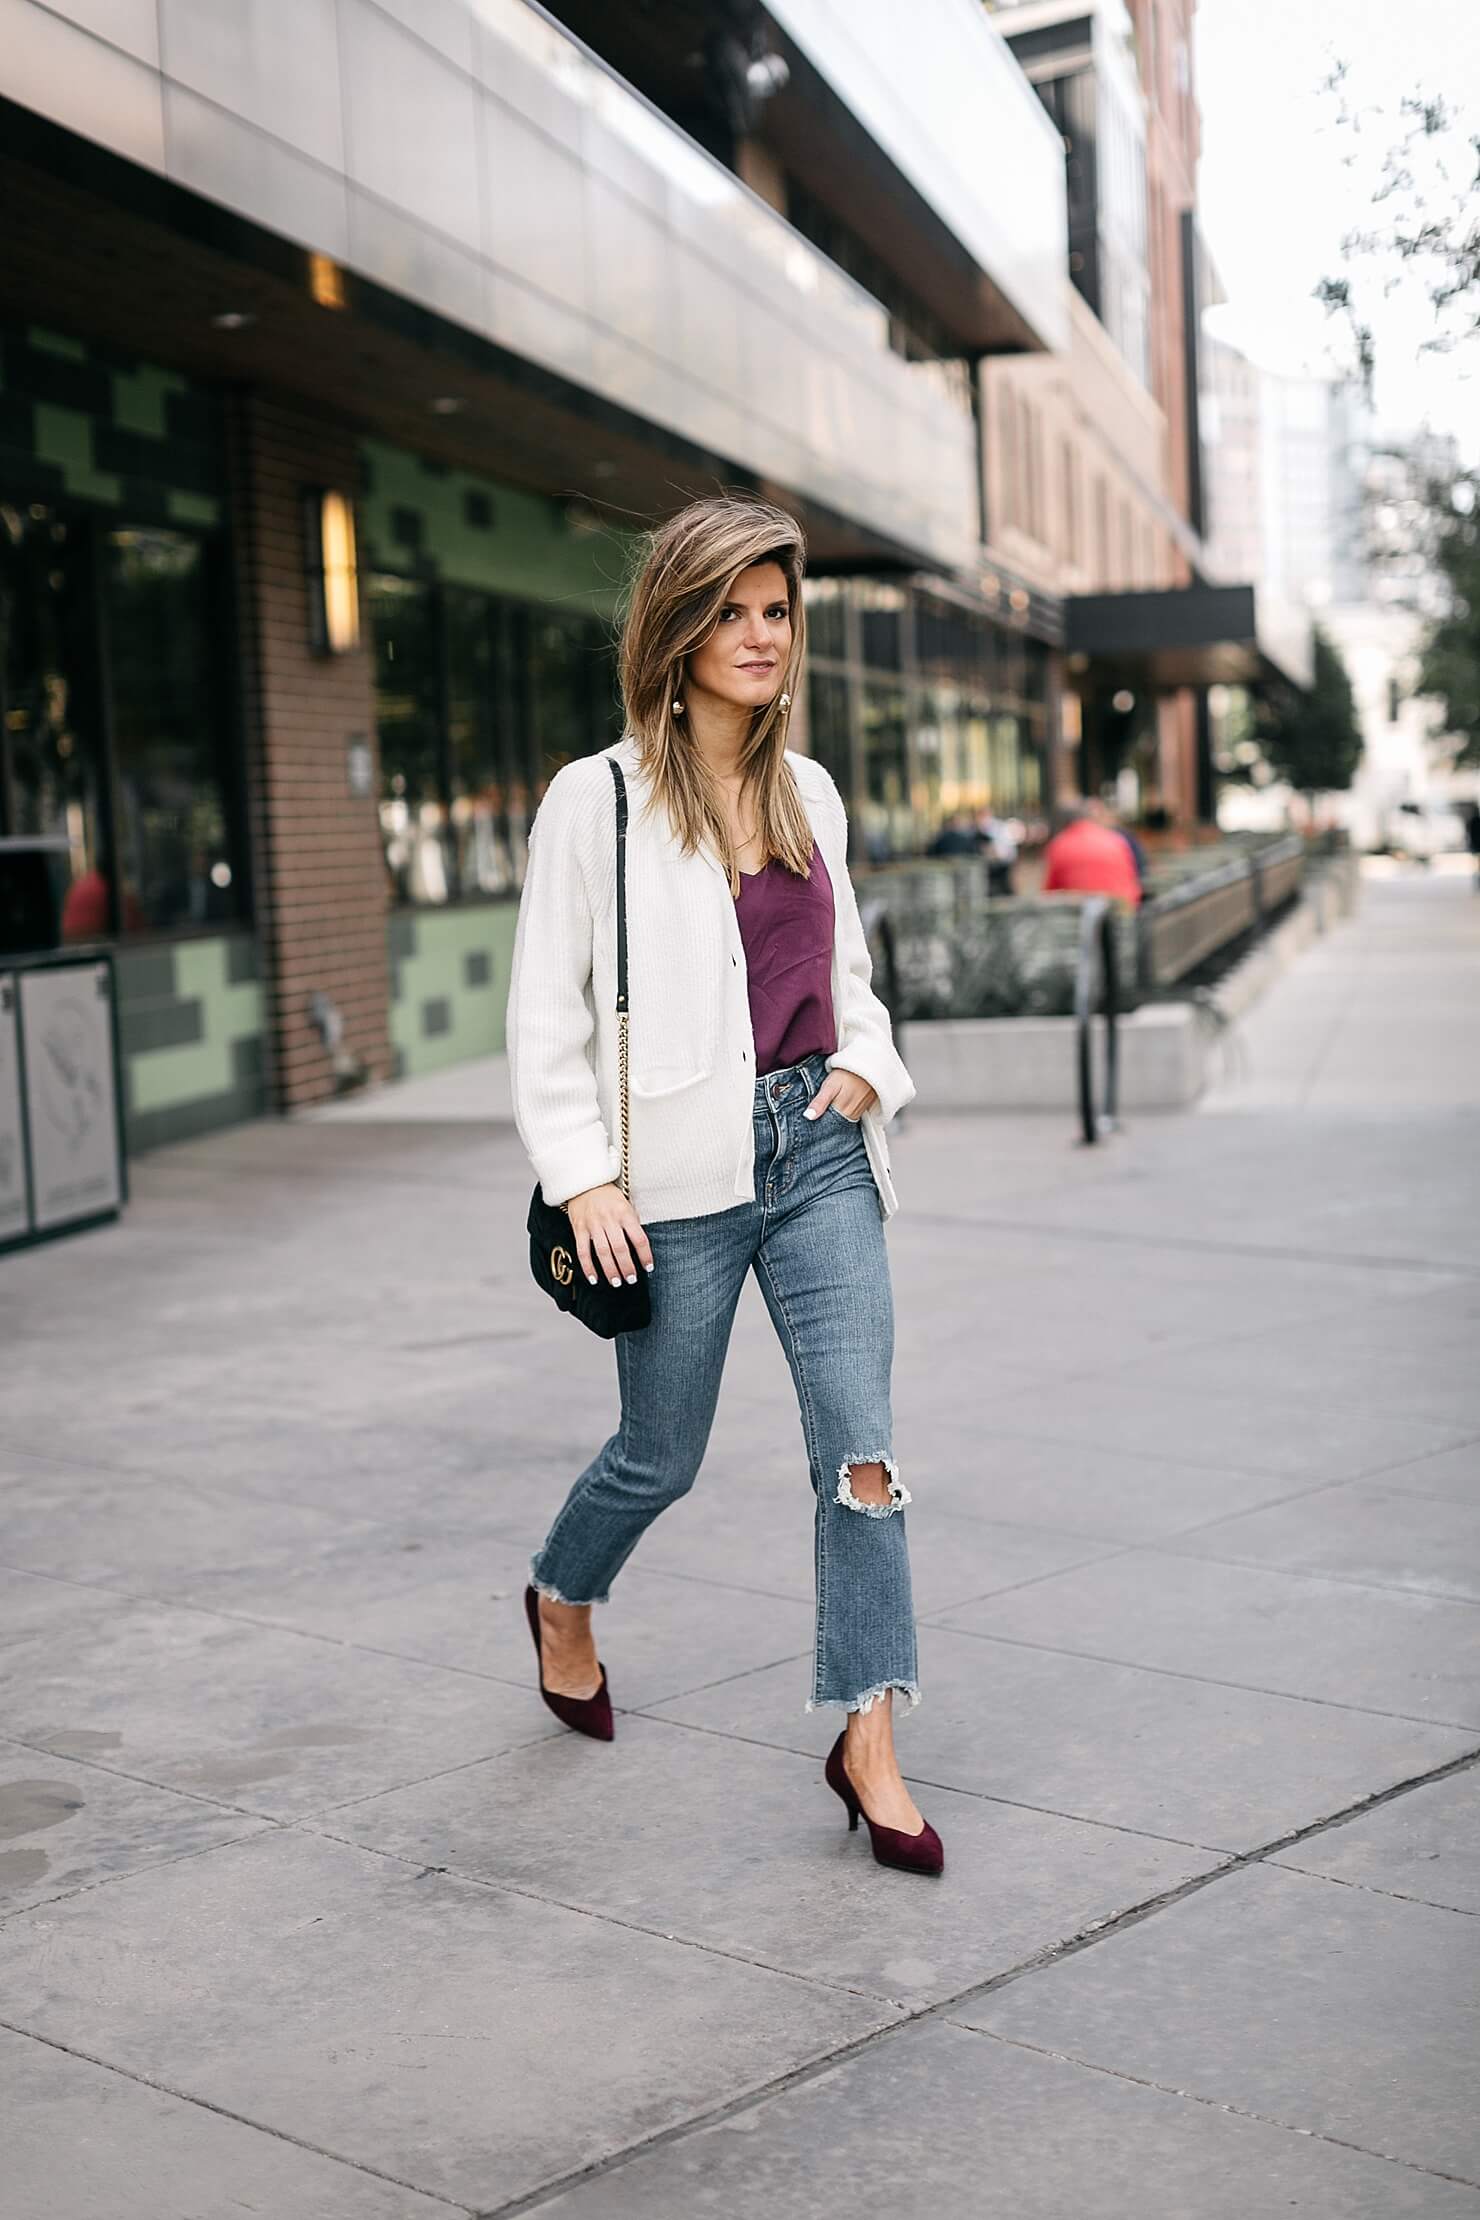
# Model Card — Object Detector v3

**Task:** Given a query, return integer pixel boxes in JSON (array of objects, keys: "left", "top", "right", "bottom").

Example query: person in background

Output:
[
  {"left": 927, "top": 809, "right": 982, "bottom": 858},
  {"left": 1090, "top": 795, "right": 1148, "bottom": 892},
  {"left": 976, "top": 796, "right": 1019, "bottom": 895},
  {"left": 60, "top": 867, "right": 147, "bottom": 941},
  {"left": 1041, "top": 796, "right": 1143, "bottom": 906},
  {"left": 1464, "top": 802, "right": 1480, "bottom": 891}
]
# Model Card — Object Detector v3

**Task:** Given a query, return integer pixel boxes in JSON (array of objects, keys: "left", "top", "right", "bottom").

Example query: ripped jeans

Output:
[{"left": 529, "top": 1052, "right": 919, "bottom": 1716}]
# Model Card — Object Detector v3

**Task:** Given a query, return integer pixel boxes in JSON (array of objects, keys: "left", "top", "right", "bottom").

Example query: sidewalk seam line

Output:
[
  {"left": 913, "top": 1623, "right": 1480, "bottom": 1732},
  {"left": 0, "top": 1827, "right": 275, "bottom": 1932},
  {"left": 0, "top": 1558, "right": 545, "bottom": 1694},
  {"left": 624, "top": 1712, "right": 1225, "bottom": 1855},
  {"left": 282, "top": 1822, "right": 904, "bottom": 2009},
  {"left": 1136, "top": 1430, "right": 1480, "bottom": 1547},
  {"left": 948, "top": 2025, "right": 1480, "bottom": 2191},
  {"left": 1262, "top": 1859, "right": 1480, "bottom": 1919},
  {"left": 0, "top": 2016, "right": 475, "bottom": 2214},
  {"left": 474, "top": 1739, "right": 1480, "bottom": 2216},
  {"left": 1143, "top": 1545, "right": 1480, "bottom": 1609}
]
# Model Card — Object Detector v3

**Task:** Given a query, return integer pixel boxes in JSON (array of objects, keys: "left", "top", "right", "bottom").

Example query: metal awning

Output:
[{"left": 1066, "top": 584, "right": 1312, "bottom": 692}]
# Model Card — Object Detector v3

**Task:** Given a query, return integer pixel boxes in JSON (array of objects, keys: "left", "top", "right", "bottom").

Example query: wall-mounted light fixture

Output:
[
  {"left": 307, "top": 252, "right": 347, "bottom": 311},
  {"left": 304, "top": 488, "right": 361, "bottom": 656}
]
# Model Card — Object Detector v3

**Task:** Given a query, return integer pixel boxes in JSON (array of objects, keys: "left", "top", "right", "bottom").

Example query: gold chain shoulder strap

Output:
[{"left": 610, "top": 758, "right": 632, "bottom": 1202}]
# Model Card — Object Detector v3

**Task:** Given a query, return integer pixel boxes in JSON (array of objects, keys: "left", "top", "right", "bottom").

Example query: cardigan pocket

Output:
[
  {"left": 626, "top": 845, "right": 725, "bottom": 1096},
  {"left": 630, "top": 1060, "right": 714, "bottom": 1100}
]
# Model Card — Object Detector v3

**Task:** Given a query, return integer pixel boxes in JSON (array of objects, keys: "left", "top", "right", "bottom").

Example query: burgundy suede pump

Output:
[
  {"left": 524, "top": 1585, "right": 614, "bottom": 1741},
  {"left": 825, "top": 1731, "right": 943, "bottom": 1875}
]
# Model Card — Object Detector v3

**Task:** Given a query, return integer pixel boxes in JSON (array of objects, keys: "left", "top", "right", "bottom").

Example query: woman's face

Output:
[{"left": 684, "top": 560, "right": 793, "bottom": 713}]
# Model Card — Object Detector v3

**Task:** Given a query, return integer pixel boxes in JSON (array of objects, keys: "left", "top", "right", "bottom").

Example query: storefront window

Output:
[
  {"left": 990, "top": 713, "right": 1023, "bottom": 813},
  {"left": 446, "top": 589, "right": 520, "bottom": 897},
  {"left": 106, "top": 528, "right": 239, "bottom": 932},
  {"left": 805, "top": 668, "right": 853, "bottom": 800},
  {"left": 911, "top": 687, "right": 944, "bottom": 834},
  {"left": 0, "top": 503, "right": 111, "bottom": 936},
  {"left": 803, "top": 577, "right": 848, "bottom": 663},
  {"left": 1, "top": 503, "right": 242, "bottom": 942},
  {"left": 861, "top": 681, "right": 912, "bottom": 861},
  {"left": 857, "top": 581, "right": 904, "bottom": 672},
  {"left": 796, "top": 580, "right": 1052, "bottom": 860},
  {"left": 371, "top": 579, "right": 616, "bottom": 905},
  {"left": 370, "top": 573, "right": 451, "bottom": 905},
  {"left": 528, "top": 607, "right": 619, "bottom": 788}
]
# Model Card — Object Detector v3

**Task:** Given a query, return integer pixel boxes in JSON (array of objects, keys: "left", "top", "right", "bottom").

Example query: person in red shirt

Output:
[{"left": 1041, "top": 798, "right": 1143, "bottom": 907}]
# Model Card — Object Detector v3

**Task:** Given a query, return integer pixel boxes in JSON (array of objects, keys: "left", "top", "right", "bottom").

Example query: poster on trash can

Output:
[
  {"left": 0, "top": 975, "right": 29, "bottom": 1243},
  {"left": 18, "top": 962, "right": 122, "bottom": 1232}
]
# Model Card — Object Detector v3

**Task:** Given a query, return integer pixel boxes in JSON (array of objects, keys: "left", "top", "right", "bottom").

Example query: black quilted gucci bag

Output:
[{"left": 526, "top": 759, "right": 652, "bottom": 1338}]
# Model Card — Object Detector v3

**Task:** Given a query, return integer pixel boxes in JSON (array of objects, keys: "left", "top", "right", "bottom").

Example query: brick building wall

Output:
[{"left": 229, "top": 393, "right": 392, "bottom": 1110}]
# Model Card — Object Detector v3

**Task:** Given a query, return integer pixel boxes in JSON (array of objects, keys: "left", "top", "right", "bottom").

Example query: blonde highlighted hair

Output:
[{"left": 619, "top": 494, "right": 812, "bottom": 893}]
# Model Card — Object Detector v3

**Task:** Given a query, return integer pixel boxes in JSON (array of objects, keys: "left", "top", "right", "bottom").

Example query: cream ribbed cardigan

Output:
[{"left": 505, "top": 737, "right": 915, "bottom": 1224}]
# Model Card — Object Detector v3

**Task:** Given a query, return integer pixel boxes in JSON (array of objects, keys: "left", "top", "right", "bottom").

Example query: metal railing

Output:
[
  {"left": 859, "top": 893, "right": 913, "bottom": 1131},
  {"left": 860, "top": 895, "right": 906, "bottom": 1086},
  {"left": 1139, "top": 833, "right": 1305, "bottom": 993},
  {"left": 1075, "top": 897, "right": 1120, "bottom": 1145}
]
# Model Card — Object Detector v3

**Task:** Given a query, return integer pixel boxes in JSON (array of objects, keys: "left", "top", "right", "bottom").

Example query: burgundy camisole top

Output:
[{"left": 733, "top": 842, "right": 838, "bottom": 1077}]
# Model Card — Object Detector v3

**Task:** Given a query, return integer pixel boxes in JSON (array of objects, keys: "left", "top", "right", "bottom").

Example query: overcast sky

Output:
[{"left": 1195, "top": 0, "right": 1480, "bottom": 448}]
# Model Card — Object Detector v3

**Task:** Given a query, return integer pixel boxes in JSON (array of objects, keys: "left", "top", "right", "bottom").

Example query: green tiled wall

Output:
[
  {"left": 367, "top": 435, "right": 624, "bottom": 1087},
  {"left": 360, "top": 438, "right": 629, "bottom": 612},
  {"left": 116, "top": 934, "right": 267, "bottom": 1152},
  {"left": 388, "top": 905, "right": 518, "bottom": 1079},
  {"left": 0, "top": 324, "right": 223, "bottom": 525}
]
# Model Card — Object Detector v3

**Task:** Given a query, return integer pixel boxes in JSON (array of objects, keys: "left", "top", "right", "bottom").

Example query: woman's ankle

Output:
[
  {"left": 843, "top": 1693, "right": 899, "bottom": 1769},
  {"left": 538, "top": 1594, "right": 592, "bottom": 1629}
]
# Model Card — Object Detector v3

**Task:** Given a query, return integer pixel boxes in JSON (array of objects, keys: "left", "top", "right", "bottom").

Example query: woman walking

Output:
[{"left": 506, "top": 495, "right": 940, "bottom": 1874}]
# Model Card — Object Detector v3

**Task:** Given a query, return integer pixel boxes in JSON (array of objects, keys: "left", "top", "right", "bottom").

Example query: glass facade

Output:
[
  {"left": 369, "top": 573, "right": 620, "bottom": 905},
  {"left": 805, "top": 576, "right": 1050, "bottom": 864},
  {"left": 0, "top": 501, "right": 243, "bottom": 940}
]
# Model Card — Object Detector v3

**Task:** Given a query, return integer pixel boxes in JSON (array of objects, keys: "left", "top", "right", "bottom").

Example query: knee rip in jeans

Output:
[{"left": 834, "top": 1453, "right": 910, "bottom": 1517}]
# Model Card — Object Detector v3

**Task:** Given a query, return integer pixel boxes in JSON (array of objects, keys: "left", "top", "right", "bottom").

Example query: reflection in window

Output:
[
  {"left": 529, "top": 607, "right": 619, "bottom": 788},
  {"left": 1, "top": 503, "right": 112, "bottom": 934},
  {"left": 371, "top": 576, "right": 617, "bottom": 906},
  {"left": 861, "top": 682, "right": 912, "bottom": 861},
  {"left": 446, "top": 590, "right": 519, "bottom": 897},
  {"left": 370, "top": 573, "right": 451, "bottom": 905},
  {"left": 106, "top": 528, "right": 239, "bottom": 932},
  {"left": 803, "top": 576, "right": 848, "bottom": 663},
  {"left": 806, "top": 668, "right": 852, "bottom": 801},
  {"left": 857, "top": 581, "right": 904, "bottom": 672},
  {"left": 792, "top": 579, "right": 1050, "bottom": 860}
]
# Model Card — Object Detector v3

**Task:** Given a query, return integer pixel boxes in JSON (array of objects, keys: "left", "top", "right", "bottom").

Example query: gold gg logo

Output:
[{"left": 550, "top": 1245, "right": 574, "bottom": 1287}]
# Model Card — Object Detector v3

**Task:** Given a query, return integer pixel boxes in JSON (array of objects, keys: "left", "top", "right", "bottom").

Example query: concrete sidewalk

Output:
[{"left": 2, "top": 860, "right": 1478, "bottom": 2218}]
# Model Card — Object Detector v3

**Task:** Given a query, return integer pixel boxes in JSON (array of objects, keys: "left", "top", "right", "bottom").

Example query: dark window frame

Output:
[
  {"left": 368, "top": 566, "right": 620, "bottom": 909},
  {"left": 0, "top": 493, "right": 251, "bottom": 948}
]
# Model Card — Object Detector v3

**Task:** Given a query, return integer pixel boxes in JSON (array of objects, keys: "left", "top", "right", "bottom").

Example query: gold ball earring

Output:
[{"left": 672, "top": 697, "right": 684, "bottom": 714}]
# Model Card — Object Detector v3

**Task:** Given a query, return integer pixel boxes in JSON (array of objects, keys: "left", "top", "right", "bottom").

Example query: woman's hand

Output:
[
  {"left": 565, "top": 1182, "right": 654, "bottom": 1287},
  {"left": 804, "top": 1070, "right": 878, "bottom": 1124}
]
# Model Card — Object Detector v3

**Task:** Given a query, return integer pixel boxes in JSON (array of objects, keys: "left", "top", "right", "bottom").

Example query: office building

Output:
[{"left": 985, "top": 0, "right": 1304, "bottom": 824}]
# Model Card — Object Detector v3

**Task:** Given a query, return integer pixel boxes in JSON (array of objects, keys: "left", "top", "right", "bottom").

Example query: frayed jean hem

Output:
[
  {"left": 806, "top": 1679, "right": 922, "bottom": 1717},
  {"left": 528, "top": 1560, "right": 611, "bottom": 1608}
]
